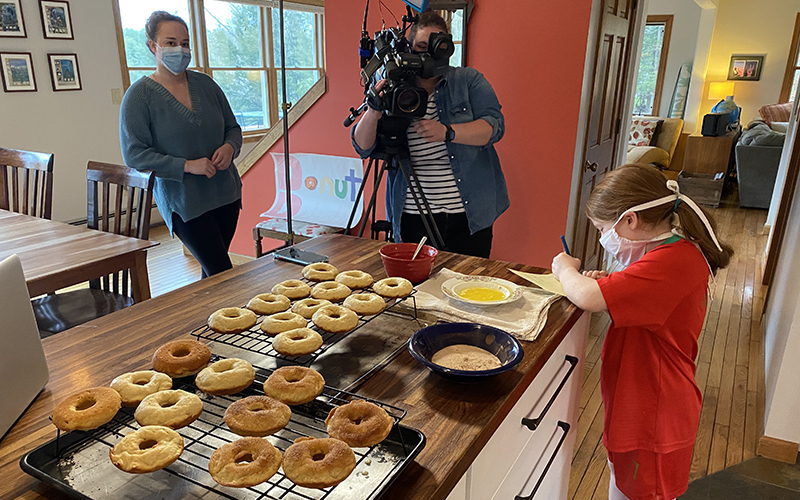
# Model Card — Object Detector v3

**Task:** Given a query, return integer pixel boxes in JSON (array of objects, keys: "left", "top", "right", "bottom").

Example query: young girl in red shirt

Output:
[{"left": 552, "top": 164, "right": 733, "bottom": 500}]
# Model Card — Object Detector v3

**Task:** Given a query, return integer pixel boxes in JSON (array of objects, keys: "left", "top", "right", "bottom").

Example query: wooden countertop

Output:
[{"left": 0, "top": 234, "right": 582, "bottom": 500}]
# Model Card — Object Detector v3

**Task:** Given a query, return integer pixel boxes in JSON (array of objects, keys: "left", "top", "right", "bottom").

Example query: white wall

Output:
[
  {"left": 648, "top": 0, "right": 703, "bottom": 118},
  {"left": 0, "top": 0, "right": 125, "bottom": 222}
]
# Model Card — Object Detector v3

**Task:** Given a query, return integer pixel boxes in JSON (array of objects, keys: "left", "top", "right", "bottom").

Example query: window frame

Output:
[
  {"left": 633, "top": 14, "right": 673, "bottom": 117},
  {"left": 112, "top": 0, "right": 325, "bottom": 138},
  {"left": 780, "top": 13, "right": 800, "bottom": 104}
]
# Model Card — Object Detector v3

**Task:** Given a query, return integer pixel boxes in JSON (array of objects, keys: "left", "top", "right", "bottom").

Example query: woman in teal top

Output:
[{"left": 120, "top": 11, "right": 243, "bottom": 278}]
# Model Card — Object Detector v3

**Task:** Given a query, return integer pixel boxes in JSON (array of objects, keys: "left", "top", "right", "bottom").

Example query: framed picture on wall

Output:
[
  {"left": 728, "top": 54, "right": 765, "bottom": 81},
  {"left": 0, "top": 52, "right": 36, "bottom": 92},
  {"left": 38, "top": 0, "right": 72, "bottom": 39},
  {"left": 47, "top": 53, "right": 80, "bottom": 91},
  {"left": 0, "top": 0, "right": 26, "bottom": 37}
]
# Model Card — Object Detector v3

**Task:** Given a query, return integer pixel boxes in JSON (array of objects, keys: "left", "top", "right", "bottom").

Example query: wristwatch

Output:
[{"left": 444, "top": 124, "right": 456, "bottom": 142}]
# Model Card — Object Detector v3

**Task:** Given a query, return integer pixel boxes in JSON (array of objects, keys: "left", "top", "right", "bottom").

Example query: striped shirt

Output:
[{"left": 403, "top": 93, "right": 465, "bottom": 214}]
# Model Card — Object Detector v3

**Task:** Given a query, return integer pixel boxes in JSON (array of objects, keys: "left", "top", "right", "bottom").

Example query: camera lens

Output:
[{"left": 396, "top": 88, "right": 421, "bottom": 114}]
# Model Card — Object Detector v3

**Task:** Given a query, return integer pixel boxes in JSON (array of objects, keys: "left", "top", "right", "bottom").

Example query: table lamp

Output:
[{"left": 708, "top": 82, "right": 740, "bottom": 128}]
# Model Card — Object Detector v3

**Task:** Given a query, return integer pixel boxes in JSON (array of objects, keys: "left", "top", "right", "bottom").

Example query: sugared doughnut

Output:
[
  {"left": 343, "top": 293, "right": 385, "bottom": 316},
  {"left": 208, "top": 307, "right": 258, "bottom": 334},
  {"left": 262, "top": 366, "right": 325, "bottom": 406},
  {"left": 209, "top": 437, "right": 283, "bottom": 488},
  {"left": 312, "top": 305, "right": 359, "bottom": 333},
  {"left": 273, "top": 328, "right": 324, "bottom": 356},
  {"left": 224, "top": 396, "right": 291, "bottom": 437},
  {"left": 283, "top": 437, "right": 356, "bottom": 489},
  {"left": 260, "top": 311, "right": 307, "bottom": 336},
  {"left": 302, "top": 262, "right": 339, "bottom": 282},
  {"left": 325, "top": 400, "right": 393, "bottom": 448},
  {"left": 109, "top": 425, "right": 184, "bottom": 474},
  {"left": 272, "top": 279, "right": 311, "bottom": 300},
  {"left": 291, "top": 298, "right": 332, "bottom": 319},
  {"left": 335, "top": 270, "right": 374, "bottom": 289},
  {"left": 152, "top": 339, "right": 211, "bottom": 378},
  {"left": 310, "top": 281, "right": 351, "bottom": 302},
  {"left": 374, "top": 277, "right": 413, "bottom": 298},
  {"left": 195, "top": 358, "right": 255, "bottom": 396},
  {"left": 246, "top": 293, "right": 291, "bottom": 315},
  {"left": 134, "top": 390, "right": 203, "bottom": 429},
  {"left": 52, "top": 387, "right": 122, "bottom": 432},
  {"left": 110, "top": 370, "right": 172, "bottom": 406}
]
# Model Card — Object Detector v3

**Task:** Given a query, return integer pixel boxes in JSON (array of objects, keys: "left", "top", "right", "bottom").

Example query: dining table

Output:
[
  {"left": 0, "top": 209, "right": 157, "bottom": 301},
  {"left": 0, "top": 233, "right": 585, "bottom": 500}
]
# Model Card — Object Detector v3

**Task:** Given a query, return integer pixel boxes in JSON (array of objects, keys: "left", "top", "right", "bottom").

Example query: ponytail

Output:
[{"left": 674, "top": 201, "right": 733, "bottom": 273}]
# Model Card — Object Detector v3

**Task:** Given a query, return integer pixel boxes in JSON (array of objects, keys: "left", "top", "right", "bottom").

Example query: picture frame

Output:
[
  {"left": 38, "top": 0, "right": 72, "bottom": 40},
  {"left": 728, "top": 54, "right": 765, "bottom": 81},
  {"left": 47, "top": 52, "right": 80, "bottom": 91},
  {"left": 0, "top": 52, "right": 36, "bottom": 92},
  {"left": 0, "top": 0, "right": 26, "bottom": 37}
]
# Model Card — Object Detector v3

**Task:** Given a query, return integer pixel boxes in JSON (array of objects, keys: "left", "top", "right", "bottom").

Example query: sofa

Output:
[
  {"left": 627, "top": 117, "right": 684, "bottom": 169},
  {"left": 735, "top": 120, "right": 784, "bottom": 209}
]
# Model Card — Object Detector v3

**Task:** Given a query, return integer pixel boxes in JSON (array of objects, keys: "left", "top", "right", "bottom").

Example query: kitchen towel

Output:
[{"left": 414, "top": 268, "right": 561, "bottom": 341}]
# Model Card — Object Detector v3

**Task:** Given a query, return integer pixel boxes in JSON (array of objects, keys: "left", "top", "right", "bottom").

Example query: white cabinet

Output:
[{"left": 448, "top": 312, "right": 589, "bottom": 500}]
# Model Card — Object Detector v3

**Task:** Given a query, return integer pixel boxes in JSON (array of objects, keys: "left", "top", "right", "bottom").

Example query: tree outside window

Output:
[{"left": 633, "top": 15, "right": 672, "bottom": 117}]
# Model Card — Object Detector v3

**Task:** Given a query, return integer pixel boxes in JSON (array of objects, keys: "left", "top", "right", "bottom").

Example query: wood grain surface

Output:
[
  {"left": 0, "top": 234, "right": 582, "bottom": 500},
  {"left": 0, "top": 209, "right": 157, "bottom": 300}
]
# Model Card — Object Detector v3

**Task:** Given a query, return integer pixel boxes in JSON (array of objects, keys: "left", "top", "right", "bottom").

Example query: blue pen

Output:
[{"left": 560, "top": 235, "right": 571, "bottom": 256}]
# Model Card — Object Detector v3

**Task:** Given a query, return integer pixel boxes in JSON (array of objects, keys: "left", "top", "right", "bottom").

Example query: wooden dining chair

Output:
[
  {"left": 32, "top": 161, "right": 155, "bottom": 336},
  {"left": 0, "top": 147, "right": 54, "bottom": 219}
]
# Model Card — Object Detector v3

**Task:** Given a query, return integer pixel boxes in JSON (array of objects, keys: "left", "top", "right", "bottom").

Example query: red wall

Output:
[{"left": 230, "top": 0, "right": 593, "bottom": 269}]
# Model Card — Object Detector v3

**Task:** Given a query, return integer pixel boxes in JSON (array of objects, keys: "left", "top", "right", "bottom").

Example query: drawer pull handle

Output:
[
  {"left": 514, "top": 421, "right": 571, "bottom": 500},
  {"left": 521, "top": 355, "right": 578, "bottom": 431}
]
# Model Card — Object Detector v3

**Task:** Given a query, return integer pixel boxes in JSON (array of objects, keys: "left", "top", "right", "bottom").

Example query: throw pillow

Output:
[
  {"left": 629, "top": 119, "right": 659, "bottom": 147},
  {"left": 758, "top": 103, "right": 792, "bottom": 124}
]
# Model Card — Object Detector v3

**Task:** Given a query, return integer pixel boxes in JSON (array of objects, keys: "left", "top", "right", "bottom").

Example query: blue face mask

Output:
[{"left": 157, "top": 45, "right": 191, "bottom": 75}]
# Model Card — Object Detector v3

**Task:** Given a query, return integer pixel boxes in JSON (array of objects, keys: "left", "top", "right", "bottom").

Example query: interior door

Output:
[{"left": 573, "top": 0, "right": 637, "bottom": 270}]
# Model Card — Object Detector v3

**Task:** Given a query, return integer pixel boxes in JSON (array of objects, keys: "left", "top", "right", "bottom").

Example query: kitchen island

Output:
[{"left": 0, "top": 234, "right": 588, "bottom": 500}]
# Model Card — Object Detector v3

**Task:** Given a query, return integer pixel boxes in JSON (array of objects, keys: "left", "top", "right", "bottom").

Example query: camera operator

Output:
[{"left": 351, "top": 10, "right": 508, "bottom": 258}]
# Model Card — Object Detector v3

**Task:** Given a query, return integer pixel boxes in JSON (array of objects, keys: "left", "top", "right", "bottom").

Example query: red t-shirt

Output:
[{"left": 597, "top": 239, "right": 708, "bottom": 454}]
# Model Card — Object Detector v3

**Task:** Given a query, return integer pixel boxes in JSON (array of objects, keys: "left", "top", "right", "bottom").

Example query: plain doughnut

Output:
[
  {"left": 52, "top": 387, "right": 122, "bottom": 432},
  {"left": 110, "top": 425, "right": 184, "bottom": 474},
  {"left": 110, "top": 370, "right": 172, "bottom": 406},
  {"left": 152, "top": 339, "right": 211, "bottom": 378},
  {"left": 134, "top": 389, "right": 204, "bottom": 429},
  {"left": 195, "top": 358, "right": 255, "bottom": 395},
  {"left": 208, "top": 307, "right": 258, "bottom": 333},
  {"left": 262, "top": 366, "right": 325, "bottom": 406}
]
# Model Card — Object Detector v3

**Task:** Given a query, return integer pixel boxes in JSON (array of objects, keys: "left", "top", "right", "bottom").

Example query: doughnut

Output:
[
  {"left": 325, "top": 400, "right": 394, "bottom": 448},
  {"left": 246, "top": 293, "right": 291, "bottom": 315},
  {"left": 260, "top": 311, "right": 307, "bottom": 336},
  {"left": 209, "top": 437, "right": 283, "bottom": 488},
  {"left": 224, "top": 395, "right": 291, "bottom": 437},
  {"left": 109, "top": 425, "right": 184, "bottom": 474},
  {"left": 374, "top": 277, "right": 413, "bottom": 298},
  {"left": 283, "top": 437, "right": 356, "bottom": 489},
  {"left": 110, "top": 370, "right": 172, "bottom": 406},
  {"left": 273, "top": 328, "right": 324, "bottom": 356},
  {"left": 195, "top": 358, "right": 255, "bottom": 396},
  {"left": 208, "top": 307, "right": 258, "bottom": 334},
  {"left": 152, "top": 339, "right": 211, "bottom": 378},
  {"left": 343, "top": 293, "right": 385, "bottom": 316},
  {"left": 272, "top": 279, "right": 311, "bottom": 300},
  {"left": 262, "top": 366, "right": 325, "bottom": 406},
  {"left": 134, "top": 389, "right": 204, "bottom": 429},
  {"left": 302, "top": 262, "right": 339, "bottom": 282},
  {"left": 291, "top": 298, "right": 332, "bottom": 319},
  {"left": 52, "top": 387, "right": 122, "bottom": 432},
  {"left": 312, "top": 305, "right": 359, "bottom": 333},
  {"left": 335, "top": 270, "right": 374, "bottom": 289},
  {"left": 310, "top": 281, "right": 351, "bottom": 302}
]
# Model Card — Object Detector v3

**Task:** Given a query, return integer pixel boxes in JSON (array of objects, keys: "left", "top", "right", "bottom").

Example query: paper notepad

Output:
[{"left": 508, "top": 268, "right": 565, "bottom": 296}]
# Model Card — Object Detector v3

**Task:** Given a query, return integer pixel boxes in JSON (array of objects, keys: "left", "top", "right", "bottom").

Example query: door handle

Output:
[
  {"left": 514, "top": 421, "right": 571, "bottom": 500},
  {"left": 585, "top": 161, "right": 598, "bottom": 172},
  {"left": 521, "top": 355, "right": 578, "bottom": 431}
]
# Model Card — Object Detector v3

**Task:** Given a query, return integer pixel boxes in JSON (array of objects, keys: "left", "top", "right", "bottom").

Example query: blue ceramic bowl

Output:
[{"left": 407, "top": 323, "right": 523, "bottom": 382}]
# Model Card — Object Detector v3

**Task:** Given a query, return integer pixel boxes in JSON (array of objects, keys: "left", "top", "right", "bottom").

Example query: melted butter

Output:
[{"left": 457, "top": 286, "right": 506, "bottom": 302}]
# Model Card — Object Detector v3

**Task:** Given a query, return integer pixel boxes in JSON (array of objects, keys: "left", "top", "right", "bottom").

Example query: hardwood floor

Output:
[
  {"left": 145, "top": 224, "right": 203, "bottom": 296},
  {"left": 568, "top": 195, "right": 769, "bottom": 500}
]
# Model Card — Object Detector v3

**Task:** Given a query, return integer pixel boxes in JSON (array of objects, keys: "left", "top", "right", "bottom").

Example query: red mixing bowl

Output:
[{"left": 379, "top": 243, "right": 439, "bottom": 284}]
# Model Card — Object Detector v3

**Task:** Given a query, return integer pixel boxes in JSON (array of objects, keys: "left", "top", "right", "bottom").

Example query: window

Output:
[
  {"left": 632, "top": 15, "right": 672, "bottom": 116},
  {"left": 114, "top": 0, "right": 324, "bottom": 134},
  {"left": 435, "top": 8, "right": 465, "bottom": 67},
  {"left": 780, "top": 13, "right": 800, "bottom": 103}
]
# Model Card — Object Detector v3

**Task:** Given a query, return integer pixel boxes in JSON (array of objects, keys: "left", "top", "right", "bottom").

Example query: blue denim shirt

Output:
[{"left": 351, "top": 66, "right": 509, "bottom": 241}]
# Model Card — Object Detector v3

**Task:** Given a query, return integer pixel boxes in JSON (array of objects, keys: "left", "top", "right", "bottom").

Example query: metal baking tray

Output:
[{"left": 21, "top": 374, "right": 425, "bottom": 500}]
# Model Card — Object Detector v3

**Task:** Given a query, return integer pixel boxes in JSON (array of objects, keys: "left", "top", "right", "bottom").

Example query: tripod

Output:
[{"left": 345, "top": 116, "right": 445, "bottom": 249}]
